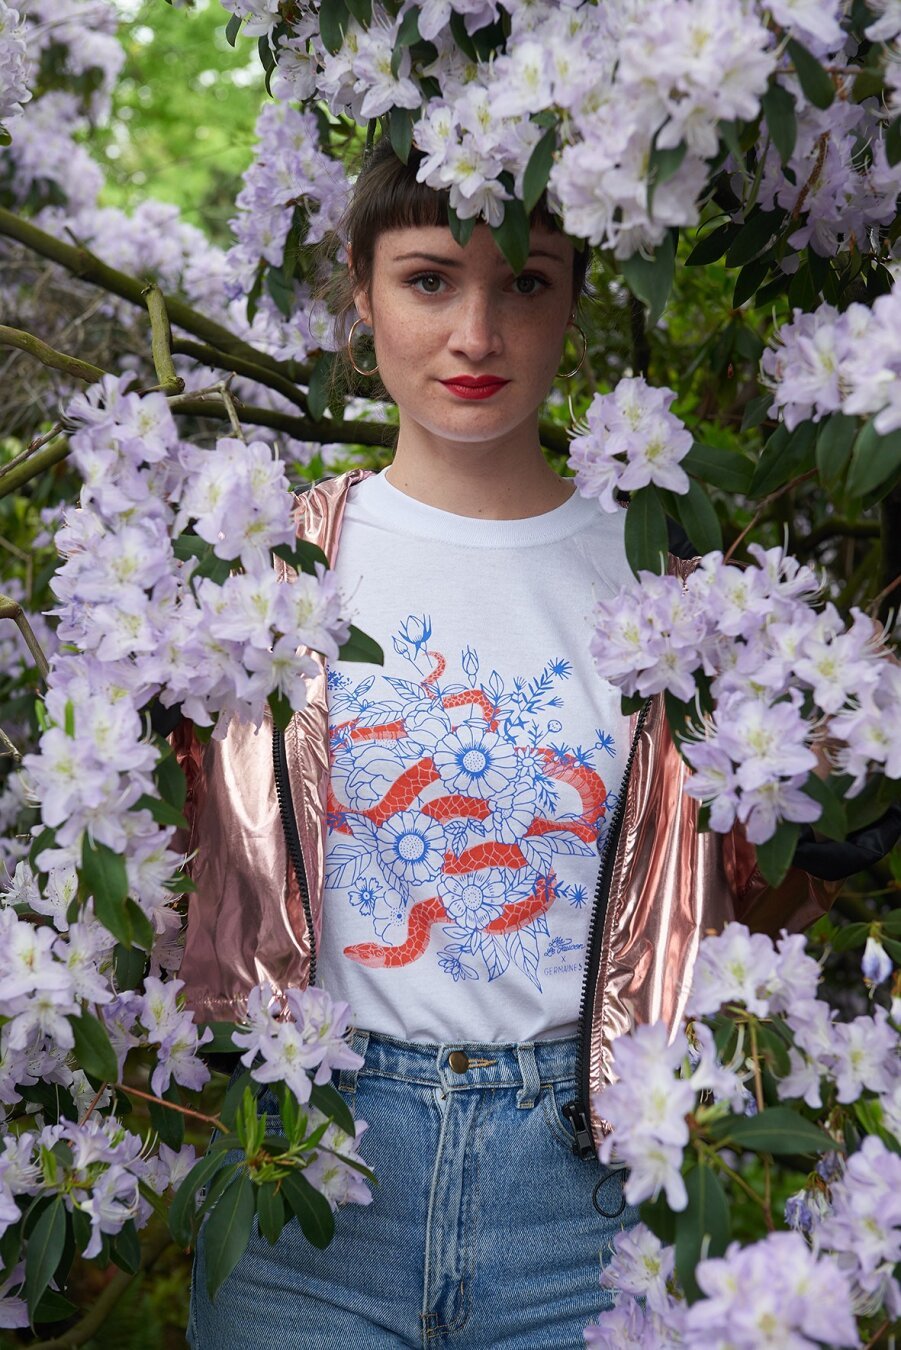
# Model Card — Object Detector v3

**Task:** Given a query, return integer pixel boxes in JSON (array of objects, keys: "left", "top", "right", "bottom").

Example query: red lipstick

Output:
[{"left": 440, "top": 375, "right": 510, "bottom": 400}]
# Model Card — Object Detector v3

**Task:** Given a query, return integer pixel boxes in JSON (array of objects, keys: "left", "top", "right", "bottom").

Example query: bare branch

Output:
[
  {"left": 0, "top": 591, "right": 50, "bottom": 681},
  {"left": 172, "top": 336, "right": 309, "bottom": 412},
  {"left": 0, "top": 324, "right": 107, "bottom": 382},
  {"left": 142, "top": 283, "right": 185, "bottom": 395},
  {"left": 0, "top": 436, "right": 69, "bottom": 500}
]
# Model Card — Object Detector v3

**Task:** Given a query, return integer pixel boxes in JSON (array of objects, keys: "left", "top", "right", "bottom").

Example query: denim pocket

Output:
[{"left": 540, "top": 1078, "right": 580, "bottom": 1154}]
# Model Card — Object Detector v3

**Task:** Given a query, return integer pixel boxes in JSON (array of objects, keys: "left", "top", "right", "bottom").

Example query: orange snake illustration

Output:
[{"left": 334, "top": 650, "right": 608, "bottom": 969}]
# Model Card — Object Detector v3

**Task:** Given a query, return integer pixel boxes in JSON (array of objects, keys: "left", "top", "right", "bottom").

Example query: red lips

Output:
[{"left": 440, "top": 375, "right": 510, "bottom": 401}]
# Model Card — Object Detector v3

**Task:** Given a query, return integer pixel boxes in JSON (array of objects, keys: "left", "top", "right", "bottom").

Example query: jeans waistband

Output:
[{"left": 337, "top": 1028, "right": 580, "bottom": 1108}]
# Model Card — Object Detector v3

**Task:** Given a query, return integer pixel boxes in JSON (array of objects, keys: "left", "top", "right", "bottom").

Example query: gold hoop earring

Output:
[
  {"left": 559, "top": 323, "right": 587, "bottom": 380},
  {"left": 347, "top": 316, "right": 379, "bottom": 376}
]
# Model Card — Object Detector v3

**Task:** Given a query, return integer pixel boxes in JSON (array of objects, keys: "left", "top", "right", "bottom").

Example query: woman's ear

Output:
[{"left": 347, "top": 246, "right": 373, "bottom": 327}]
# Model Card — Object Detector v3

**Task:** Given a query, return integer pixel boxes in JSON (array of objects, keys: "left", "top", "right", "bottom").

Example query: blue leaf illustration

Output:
[{"left": 324, "top": 843, "right": 366, "bottom": 891}]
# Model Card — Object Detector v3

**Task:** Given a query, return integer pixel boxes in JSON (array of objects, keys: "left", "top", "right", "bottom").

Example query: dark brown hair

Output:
[{"left": 322, "top": 137, "right": 590, "bottom": 389}]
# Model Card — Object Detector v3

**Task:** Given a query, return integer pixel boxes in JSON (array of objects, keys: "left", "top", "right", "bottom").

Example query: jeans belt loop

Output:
[
  {"left": 515, "top": 1042, "right": 540, "bottom": 1109},
  {"left": 337, "top": 1027, "right": 370, "bottom": 1096}
]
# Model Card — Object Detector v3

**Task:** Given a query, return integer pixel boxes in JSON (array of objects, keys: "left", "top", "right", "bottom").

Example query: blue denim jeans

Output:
[{"left": 188, "top": 1028, "right": 637, "bottom": 1348}]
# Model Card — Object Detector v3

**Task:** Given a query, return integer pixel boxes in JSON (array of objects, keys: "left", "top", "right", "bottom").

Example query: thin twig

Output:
[
  {"left": 115, "top": 1081, "right": 224, "bottom": 1129},
  {"left": 0, "top": 421, "right": 66, "bottom": 478},
  {"left": 0, "top": 592, "right": 50, "bottom": 681},
  {"left": 868, "top": 571, "right": 901, "bottom": 615},
  {"left": 724, "top": 469, "right": 818, "bottom": 563},
  {"left": 0, "top": 323, "right": 107, "bottom": 383},
  {"left": 0, "top": 436, "right": 69, "bottom": 500},
  {"left": 219, "top": 381, "right": 245, "bottom": 440},
  {"left": 0, "top": 725, "right": 21, "bottom": 760},
  {"left": 143, "top": 283, "right": 185, "bottom": 395},
  {"left": 78, "top": 1083, "right": 108, "bottom": 1126},
  {"left": 171, "top": 336, "right": 309, "bottom": 412}
]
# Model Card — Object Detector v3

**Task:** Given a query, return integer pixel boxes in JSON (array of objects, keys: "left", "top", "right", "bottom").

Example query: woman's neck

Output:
[{"left": 387, "top": 431, "right": 573, "bottom": 520}]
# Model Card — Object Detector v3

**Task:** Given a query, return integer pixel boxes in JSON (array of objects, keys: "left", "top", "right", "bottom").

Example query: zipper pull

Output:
[{"left": 562, "top": 1100, "right": 597, "bottom": 1159}]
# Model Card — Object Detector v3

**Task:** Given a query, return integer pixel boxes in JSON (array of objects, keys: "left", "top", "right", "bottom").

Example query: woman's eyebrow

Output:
[{"left": 391, "top": 249, "right": 568, "bottom": 267}]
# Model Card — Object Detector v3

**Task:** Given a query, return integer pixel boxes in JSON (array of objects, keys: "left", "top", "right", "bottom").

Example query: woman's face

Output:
[{"left": 353, "top": 222, "right": 576, "bottom": 453}]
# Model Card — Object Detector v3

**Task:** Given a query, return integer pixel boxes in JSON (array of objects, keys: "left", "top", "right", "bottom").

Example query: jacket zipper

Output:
[
  {"left": 563, "top": 699, "right": 651, "bottom": 1159},
  {"left": 272, "top": 724, "right": 317, "bottom": 987}
]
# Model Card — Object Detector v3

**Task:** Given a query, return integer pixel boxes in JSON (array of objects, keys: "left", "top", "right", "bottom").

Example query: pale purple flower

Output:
[{"left": 862, "top": 935, "right": 893, "bottom": 987}]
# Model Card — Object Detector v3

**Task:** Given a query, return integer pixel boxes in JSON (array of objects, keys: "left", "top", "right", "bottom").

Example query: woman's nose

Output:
[{"left": 449, "top": 294, "right": 503, "bottom": 362}]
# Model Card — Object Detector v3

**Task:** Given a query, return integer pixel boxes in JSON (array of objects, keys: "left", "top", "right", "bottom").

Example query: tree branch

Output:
[
  {"left": 0, "top": 436, "right": 69, "bottom": 500},
  {"left": 798, "top": 518, "right": 880, "bottom": 551},
  {"left": 143, "top": 284, "right": 184, "bottom": 395},
  {"left": 0, "top": 324, "right": 107, "bottom": 383},
  {"left": 0, "top": 205, "right": 310, "bottom": 386},
  {"left": 0, "top": 591, "right": 50, "bottom": 680},
  {"left": 171, "top": 337, "right": 309, "bottom": 412}
]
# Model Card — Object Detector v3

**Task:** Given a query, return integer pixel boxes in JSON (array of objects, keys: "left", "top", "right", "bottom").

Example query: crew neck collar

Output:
[{"left": 355, "top": 467, "right": 599, "bottom": 548}]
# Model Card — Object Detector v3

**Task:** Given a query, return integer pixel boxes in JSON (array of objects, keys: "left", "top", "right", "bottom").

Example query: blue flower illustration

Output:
[
  {"left": 349, "top": 877, "right": 384, "bottom": 917},
  {"left": 439, "top": 873, "right": 506, "bottom": 931},
  {"left": 433, "top": 723, "right": 517, "bottom": 800},
  {"left": 377, "top": 809, "right": 446, "bottom": 885},
  {"left": 399, "top": 613, "right": 432, "bottom": 654},
  {"left": 569, "top": 884, "right": 588, "bottom": 909},
  {"left": 595, "top": 729, "right": 616, "bottom": 758},
  {"left": 438, "top": 947, "right": 478, "bottom": 982}
]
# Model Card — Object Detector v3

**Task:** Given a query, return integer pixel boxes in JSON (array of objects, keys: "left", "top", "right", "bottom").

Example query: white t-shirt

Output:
[{"left": 318, "top": 469, "right": 633, "bottom": 1043}]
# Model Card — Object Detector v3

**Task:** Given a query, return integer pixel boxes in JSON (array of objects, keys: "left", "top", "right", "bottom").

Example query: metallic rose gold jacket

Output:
[{"left": 173, "top": 470, "right": 838, "bottom": 1149}]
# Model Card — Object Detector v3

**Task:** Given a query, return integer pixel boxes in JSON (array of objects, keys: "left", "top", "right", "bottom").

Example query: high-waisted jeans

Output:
[{"left": 188, "top": 1028, "right": 638, "bottom": 1349}]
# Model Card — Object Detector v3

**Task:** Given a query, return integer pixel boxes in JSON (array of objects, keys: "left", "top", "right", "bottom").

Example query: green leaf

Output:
[
  {"left": 308, "top": 1081, "right": 357, "bottom": 1141},
  {"left": 114, "top": 942, "right": 147, "bottom": 991},
  {"left": 624, "top": 486, "right": 668, "bottom": 576},
  {"left": 25, "top": 1198, "right": 66, "bottom": 1319},
  {"left": 490, "top": 197, "right": 531, "bottom": 275},
  {"left": 266, "top": 266, "right": 294, "bottom": 320},
  {"left": 732, "top": 258, "right": 769, "bottom": 308},
  {"left": 337, "top": 623, "right": 384, "bottom": 665},
  {"left": 787, "top": 38, "right": 835, "bottom": 109},
  {"left": 449, "top": 9, "right": 477, "bottom": 59},
  {"left": 816, "top": 413, "right": 857, "bottom": 484},
  {"left": 125, "top": 898, "right": 155, "bottom": 952},
  {"left": 639, "top": 1191, "right": 678, "bottom": 1246},
  {"left": 204, "top": 1171, "right": 255, "bottom": 1301},
  {"left": 829, "top": 921, "right": 870, "bottom": 953},
  {"left": 256, "top": 1182, "right": 286, "bottom": 1245},
  {"left": 847, "top": 421, "right": 901, "bottom": 498},
  {"left": 620, "top": 231, "right": 676, "bottom": 326},
  {"left": 447, "top": 204, "right": 475, "bottom": 249},
  {"left": 647, "top": 139, "right": 687, "bottom": 217},
  {"left": 69, "top": 1012, "right": 118, "bottom": 1083},
  {"left": 345, "top": 0, "right": 371, "bottom": 24},
  {"left": 272, "top": 539, "right": 330, "bottom": 576},
  {"left": 675, "top": 1163, "right": 730, "bottom": 1304},
  {"left": 81, "top": 836, "right": 134, "bottom": 945},
  {"left": 754, "top": 819, "right": 801, "bottom": 887},
  {"left": 710, "top": 1105, "right": 835, "bottom": 1156},
  {"left": 800, "top": 773, "right": 848, "bottom": 842},
  {"left": 154, "top": 747, "right": 187, "bottom": 812},
  {"left": 684, "top": 441, "right": 756, "bottom": 492},
  {"left": 724, "top": 209, "right": 784, "bottom": 268},
  {"left": 674, "top": 480, "right": 723, "bottom": 555},
  {"left": 740, "top": 394, "right": 773, "bottom": 433},
  {"left": 684, "top": 221, "right": 739, "bottom": 267},
  {"left": 224, "top": 13, "right": 242, "bottom": 45},
  {"left": 307, "top": 351, "right": 336, "bottom": 422},
  {"left": 134, "top": 793, "right": 187, "bottom": 830},
  {"left": 761, "top": 82, "right": 797, "bottom": 164},
  {"left": 149, "top": 1082, "right": 185, "bottom": 1151},
  {"left": 199, "top": 1022, "right": 238, "bottom": 1056},
  {"left": 395, "top": 5, "right": 421, "bottom": 46},
  {"left": 110, "top": 1219, "right": 141, "bottom": 1276},
  {"left": 32, "top": 1289, "right": 78, "bottom": 1324},
  {"left": 170, "top": 1152, "right": 227, "bottom": 1246},
  {"left": 388, "top": 106, "right": 415, "bottom": 165},
  {"left": 748, "top": 421, "right": 816, "bottom": 498},
  {"left": 220, "top": 1071, "right": 255, "bottom": 1131},
  {"left": 268, "top": 691, "right": 295, "bottom": 733},
  {"left": 887, "top": 114, "right": 901, "bottom": 168},
  {"left": 522, "top": 126, "right": 556, "bottom": 214},
  {"left": 319, "top": 0, "right": 349, "bottom": 54},
  {"left": 279, "top": 1169, "right": 335, "bottom": 1249}
]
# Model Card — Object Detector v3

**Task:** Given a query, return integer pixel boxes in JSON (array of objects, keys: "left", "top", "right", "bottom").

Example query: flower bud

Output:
[{"left": 861, "top": 935, "right": 892, "bottom": 987}]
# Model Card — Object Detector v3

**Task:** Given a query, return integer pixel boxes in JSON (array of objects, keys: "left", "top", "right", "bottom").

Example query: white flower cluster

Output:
[
  {"left": 232, "top": 983, "right": 373, "bottom": 1210},
  {"left": 587, "top": 1227, "right": 859, "bottom": 1348},
  {"left": 568, "top": 377, "right": 693, "bottom": 511},
  {"left": 590, "top": 544, "right": 899, "bottom": 842},
  {"left": 584, "top": 921, "right": 900, "bottom": 1344},
  {"left": 762, "top": 289, "right": 901, "bottom": 437},
  {"left": 0, "top": 1115, "right": 196, "bottom": 1276},
  {"left": 0, "top": 2, "right": 30, "bottom": 128}
]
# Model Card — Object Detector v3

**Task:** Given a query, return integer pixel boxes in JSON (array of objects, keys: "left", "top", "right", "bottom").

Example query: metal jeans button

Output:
[{"left": 448, "top": 1050, "right": 469, "bottom": 1074}]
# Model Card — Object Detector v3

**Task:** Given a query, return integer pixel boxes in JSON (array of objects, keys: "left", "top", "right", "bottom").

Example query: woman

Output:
[{"left": 181, "top": 140, "right": 846, "bottom": 1347}]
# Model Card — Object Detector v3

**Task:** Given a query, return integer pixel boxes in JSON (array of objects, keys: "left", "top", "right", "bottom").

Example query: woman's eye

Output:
[
  {"left": 513, "top": 275, "right": 545, "bottom": 296},
  {"left": 411, "top": 273, "right": 444, "bottom": 294}
]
